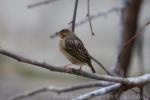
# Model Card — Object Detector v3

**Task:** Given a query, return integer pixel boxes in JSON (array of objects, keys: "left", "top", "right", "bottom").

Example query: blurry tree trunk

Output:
[
  {"left": 112, "top": 0, "right": 143, "bottom": 77},
  {"left": 107, "top": 0, "right": 143, "bottom": 100}
]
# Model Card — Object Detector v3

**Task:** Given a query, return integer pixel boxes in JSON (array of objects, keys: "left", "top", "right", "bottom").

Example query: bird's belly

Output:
[{"left": 60, "top": 47, "right": 84, "bottom": 65}]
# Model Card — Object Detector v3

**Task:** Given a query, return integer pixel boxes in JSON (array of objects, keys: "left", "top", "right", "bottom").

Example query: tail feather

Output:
[
  {"left": 88, "top": 63, "right": 96, "bottom": 73},
  {"left": 90, "top": 56, "right": 112, "bottom": 75}
]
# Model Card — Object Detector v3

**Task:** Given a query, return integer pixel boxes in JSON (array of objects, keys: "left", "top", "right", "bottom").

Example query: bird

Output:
[{"left": 53, "top": 29, "right": 96, "bottom": 73}]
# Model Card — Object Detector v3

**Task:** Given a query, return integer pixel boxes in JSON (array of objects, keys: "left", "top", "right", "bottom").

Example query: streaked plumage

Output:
[{"left": 57, "top": 29, "right": 95, "bottom": 73}]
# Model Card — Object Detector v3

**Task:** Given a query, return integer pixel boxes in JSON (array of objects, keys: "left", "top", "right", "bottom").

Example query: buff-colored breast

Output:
[{"left": 59, "top": 39, "right": 84, "bottom": 65}]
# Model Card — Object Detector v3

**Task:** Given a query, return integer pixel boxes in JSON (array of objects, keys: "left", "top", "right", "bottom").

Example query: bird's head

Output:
[
  {"left": 57, "top": 29, "right": 73, "bottom": 39},
  {"left": 50, "top": 29, "right": 74, "bottom": 39}
]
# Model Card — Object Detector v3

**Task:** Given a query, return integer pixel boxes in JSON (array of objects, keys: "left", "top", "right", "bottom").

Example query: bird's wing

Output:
[{"left": 64, "top": 36, "right": 91, "bottom": 63}]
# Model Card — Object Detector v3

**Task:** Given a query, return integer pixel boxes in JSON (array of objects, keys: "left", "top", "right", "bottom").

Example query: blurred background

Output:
[{"left": 0, "top": 0, "right": 150, "bottom": 100}]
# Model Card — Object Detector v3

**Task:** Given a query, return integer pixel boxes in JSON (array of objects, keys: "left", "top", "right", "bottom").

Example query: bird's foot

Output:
[
  {"left": 63, "top": 64, "right": 73, "bottom": 72},
  {"left": 63, "top": 63, "right": 73, "bottom": 67},
  {"left": 79, "top": 66, "right": 83, "bottom": 70},
  {"left": 78, "top": 66, "right": 83, "bottom": 72}
]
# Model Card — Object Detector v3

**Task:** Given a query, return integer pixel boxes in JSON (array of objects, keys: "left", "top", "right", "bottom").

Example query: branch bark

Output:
[
  {"left": 71, "top": 0, "right": 79, "bottom": 32},
  {"left": 10, "top": 73, "right": 150, "bottom": 100},
  {"left": 74, "top": 73, "right": 150, "bottom": 100},
  {"left": 0, "top": 48, "right": 150, "bottom": 99},
  {"left": 0, "top": 47, "right": 130, "bottom": 83},
  {"left": 10, "top": 81, "right": 112, "bottom": 100},
  {"left": 27, "top": 0, "right": 60, "bottom": 8},
  {"left": 1, "top": 48, "right": 150, "bottom": 85},
  {"left": 74, "top": 83, "right": 121, "bottom": 100},
  {"left": 76, "top": 7, "right": 121, "bottom": 27}
]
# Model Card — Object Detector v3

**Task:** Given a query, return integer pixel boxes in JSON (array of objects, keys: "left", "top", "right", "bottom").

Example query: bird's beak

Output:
[{"left": 50, "top": 32, "right": 59, "bottom": 38}]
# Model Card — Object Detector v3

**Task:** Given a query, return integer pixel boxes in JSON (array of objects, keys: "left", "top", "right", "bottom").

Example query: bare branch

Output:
[
  {"left": 10, "top": 87, "right": 49, "bottom": 100},
  {"left": 75, "top": 7, "right": 121, "bottom": 27},
  {"left": 71, "top": 0, "right": 79, "bottom": 32},
  {"left": 74, "top": 74, "right": 150, "bottom": 100},
  {"left": 87, "top": 0, "right": 95, "bottom": 36},
  {"left": 0, "top": 47, "right": 129, "bottom": 83},
  {"left": 9, "top": 73, "right": 150, "bottom": 100},
  {"left": 1, "top": 48, "right": 150, "bottom": 99},
  {"left": 1, "top": 48, "right": 150, "bottom": 86},
  {"left": 123, "top": 20, "right": 150, "bottom": 46},
  {"left": 139, "top": 86, "right": 144, "bottom": 100},
  {"left": 132, "top": 89, "right": 149, "bottom": 100},
  {"left": 73, "top": 83, "right": 121, "bottom": 100},
  {"left": 27, "top": 0, "right": 60, "bottom": 8},
  {"left": 10, "top": 81, "right": 112, "bottom": 100}
]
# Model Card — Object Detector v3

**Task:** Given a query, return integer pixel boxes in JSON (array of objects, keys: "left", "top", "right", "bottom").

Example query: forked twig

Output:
[{"left": 10, "top": 82, "right": 111, "bottom": 100}]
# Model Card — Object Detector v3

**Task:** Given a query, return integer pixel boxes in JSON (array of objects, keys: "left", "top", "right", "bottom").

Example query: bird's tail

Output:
[
  {"left": 90, "top": 56, "right": 112, "bottom": 75},
  {"left": 88, "top": 62, "right": 96, "bottom": 73}
]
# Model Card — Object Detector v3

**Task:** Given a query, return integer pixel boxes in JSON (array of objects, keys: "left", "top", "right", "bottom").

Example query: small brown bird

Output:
[{"left": 53, "top": 29, "right": 96, "bottom": 73}]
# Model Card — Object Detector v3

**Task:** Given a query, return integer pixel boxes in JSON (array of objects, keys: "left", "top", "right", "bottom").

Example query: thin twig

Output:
[
  {"left": 0, "top": 48, "right": 130, "bottom": 84},
  {"left": 118, "top": 20, "right": 150, "bottom": 67},
  {"left": 10, "top": 87, "right": 48, "bottom": 100},
  {"left": 28, "top": 1, "right": 121, "bottom": 27},
  {"left": 131, "top": 89, "right": 149, "bottom": 100},
  {"left": 75, "top": 7, "right": 121, "bottom": 27},
  {"left": 139, "top": 86, "right": 144, "bottom": 100},
  {"left": 123, "top": 20, "right": 150, "bottom": 46},
  {"left": 87, "top": 0, "right": 95, "bottom": 36},
  {"left": 10, "top": 82, "right": 112, "bottom": 100},
  {"left": 74, "top": 83, "right": 150, "bottom": 100},
  {"left": 27, "top": 0, "right": 60, "bottom": 8},
  {"left": 71, "top": 0, "right": 79, "bottom": 32}
]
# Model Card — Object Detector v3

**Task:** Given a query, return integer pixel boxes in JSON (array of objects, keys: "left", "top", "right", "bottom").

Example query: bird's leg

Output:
[
  {"left": 79, "top": 65, "right": 83, "bottom": 71},
  {"left": 63, "top": 63, "right": 73, "bottom": 72},
  {"left": 63, "top": 63, "right": 73, "bottom": 68}
]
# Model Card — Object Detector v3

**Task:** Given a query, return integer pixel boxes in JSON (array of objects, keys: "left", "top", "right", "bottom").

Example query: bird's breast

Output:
[{"left": 59, "top": 39, "right": 84, "bottom": 65}]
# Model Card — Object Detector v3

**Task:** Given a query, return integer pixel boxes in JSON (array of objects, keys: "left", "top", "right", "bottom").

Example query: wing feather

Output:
[{"left": 64, "top": 36, "right": 91, "bottom": 63}]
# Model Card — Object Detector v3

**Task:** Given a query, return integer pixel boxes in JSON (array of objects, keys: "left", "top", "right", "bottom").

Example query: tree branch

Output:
[
  {"left": 0, "top": 48, "right": 150, "bottom": 85},
  {"left": 10, "top": 81, "right": 112, "bottom": 100},
  {"left": 27, "top": 0, "right": 60, "bottom": 8},
  {"left": 139, "top": 86, "right": 144, "bottom": 100},
  {"left": 71, "top": 0, "right": 79, "bottom": 32},
  {"left": 74, "top": 74, "right": 150, "bottom": 100},
  {"left": 75, "top": 7, "right": 121, "bottom": 27},
  {"left": 73, "top": 83, "right": 121, "bottom": 100},
  {"left": 123, "top": 20, "right": 150, "bottom": 46},
  {"left": 0, "top": 47, "right": 128, "bottom": 83},
  {"left": 10, "top": 73, "right": 150, "bottom": 100},
  {"left": 87, "top": 0, "right": 95, "bottom": 36},
  {"left": 28, "top": 1, "right": 121, "bottom": 28},
  {"left": 1, "top": 48, "right": 150, "bottom": 99}
]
